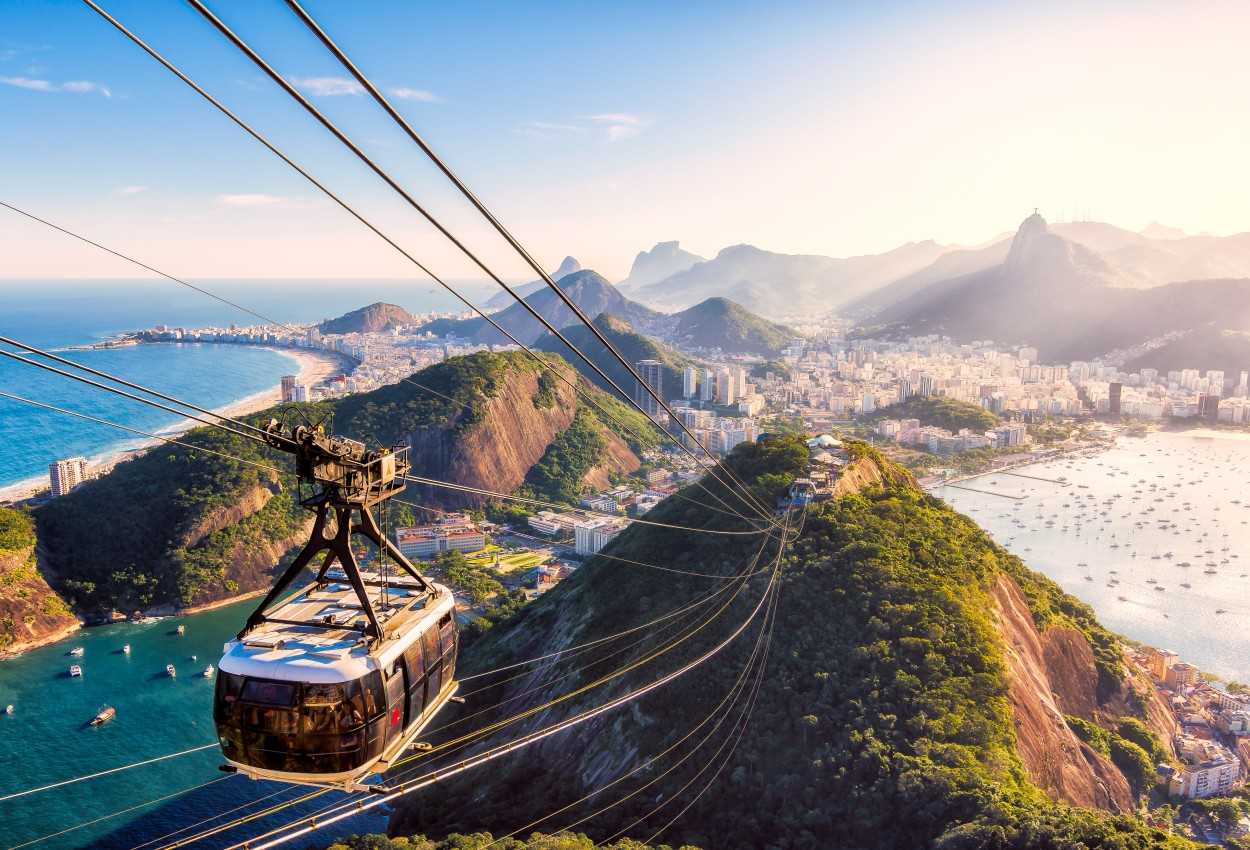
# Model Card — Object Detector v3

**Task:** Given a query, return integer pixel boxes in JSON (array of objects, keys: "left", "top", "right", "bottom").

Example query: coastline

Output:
[
  {"left": 0, "top": 619, "right": 82, "bottom": 661},
  {"left": 0, "top": 345, "right": 353, "bottom": 504}
]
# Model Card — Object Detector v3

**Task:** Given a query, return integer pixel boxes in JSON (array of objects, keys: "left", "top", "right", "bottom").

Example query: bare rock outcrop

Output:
[
  {"left": 405, "top": 365, "right": 637, "bottom": 507},
  {"left": 992, "top": 573, "right": 1134, "bottom": 812},
  {"left": 0, "top": 539, "right": 78, "bottom": 656}
]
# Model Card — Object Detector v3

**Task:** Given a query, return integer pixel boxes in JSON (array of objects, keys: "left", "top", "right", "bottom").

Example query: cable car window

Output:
[
  {"left": 242, "top": 705, "right": 298, "bottom": 735},
  {"left": 362, "top": 671, "right": 385, "bottom": 718},
  {"left": 404, "top": 641, "right": 424, "bottom": 681},
  {"left": 218, "top": 671, "right": 245, "bottom": 702},
  {"left": 421, "top": 628, "right": 441, "bottom": 668},
  {"left": 241, "top": 679, "right": 298, "bottom": 706},
  {"left": 302, "top": 683, "right": 348, "bottom": 735}
]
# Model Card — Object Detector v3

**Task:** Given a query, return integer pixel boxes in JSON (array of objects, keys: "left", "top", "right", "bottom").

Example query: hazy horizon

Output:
[{"left": 4, "top": 0, "right": 1250, "bottom": 281}]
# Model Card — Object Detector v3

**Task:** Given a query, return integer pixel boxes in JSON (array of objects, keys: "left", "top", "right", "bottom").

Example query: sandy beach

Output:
[{"left": 0, "top": 345, "right": 353, "bottom": 504}]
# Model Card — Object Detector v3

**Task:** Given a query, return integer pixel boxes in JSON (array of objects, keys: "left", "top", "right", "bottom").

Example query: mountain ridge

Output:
[
  {"left": 483, "top": 256, "right": 583, "bottom": 312},
  {"left": 861, "top": 213, "right": 1250, "bottom": 360},
  {"left": 421, "top": 270, "right": 661, "bottom": 346},
  {"left": 628, "top": 240, "right": 951, "bottom": 317}
]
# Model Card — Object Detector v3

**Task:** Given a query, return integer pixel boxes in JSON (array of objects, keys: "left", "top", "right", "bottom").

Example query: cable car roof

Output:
[{"left": 219, "top": 571, "right": 454, "bottom": 683}]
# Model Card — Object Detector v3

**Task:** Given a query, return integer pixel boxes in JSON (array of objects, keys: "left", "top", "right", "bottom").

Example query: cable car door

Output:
[{"left": 384, "top": 658, "right": 407, "bottom": 748}]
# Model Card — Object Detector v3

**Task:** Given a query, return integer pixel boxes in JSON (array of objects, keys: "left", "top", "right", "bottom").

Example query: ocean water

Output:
[
  {"left": 937, "top": 429, "right": 1250, "bottom": 683},
  {"left": 0, "top": 599, "right": 388, "bottom": 849},
  {"left": 0, "top": 280, "right": 486, "bottom": 846},
  {"left": 0, "top": 280, "right": 478, "bottom": 489}
]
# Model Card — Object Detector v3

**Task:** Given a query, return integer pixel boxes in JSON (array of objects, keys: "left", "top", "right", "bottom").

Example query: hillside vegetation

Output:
[
  {"left": 669, "top": 297, "right": 796, "bottom": 356},
  {"left": 0, "top": 506, "right": 76, "bottom": 652},
  {"left": 325, "top": 831, "right": 695, "bottom": 850},
  {"left": 395, "top": 438, "right": 1187, "bottom": 850},
  {"left": 873, "top": 395, "right": 999, "bottom": 432},
  {"left": 34, "top": 352, "right": 651, "bottom": 616}
]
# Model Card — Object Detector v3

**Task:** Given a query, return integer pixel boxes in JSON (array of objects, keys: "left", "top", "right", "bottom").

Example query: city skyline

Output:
[{"left": 3, "top": 0, "right": 1250, "bottom": 281}]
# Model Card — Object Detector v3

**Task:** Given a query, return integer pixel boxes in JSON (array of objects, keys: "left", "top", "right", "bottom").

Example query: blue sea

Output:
[
  {"left": 0, "top": 600, "right": 390, "bottom": 849},
  {"left": 0, "top": 279, "right": 481, "bottom": 847},
  {"left": 0, "top": 279, "right": 486, "bottom": 490}
]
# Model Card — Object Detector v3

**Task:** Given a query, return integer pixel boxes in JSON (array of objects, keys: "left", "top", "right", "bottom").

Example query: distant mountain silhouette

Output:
[
  {"left": 845, "top": 239, "right": 1010, "bottom": 316},
  {"left": 483, "top": 255, "right": 582, "bottom": 311},
  {"left": 1140, "top": 221, "right": 1187, "bottom": 240},
  {"left": 1125, "top": 329, "right": 1250, "bottom": 385},
  {"left": 628, "top": 241, "right": 950, "bottom": 317},
  {"left": 318, "top": 302, "right": 415, "bottom": 335},
  {"left": 618, "top": 241, "right": 705, "bottom": 290},
  {"left": 864, "top": 213, "right": 1250, "bottom": 361},
  {"left": 420, "top": 269, "right": 660, "bottom": 346}
]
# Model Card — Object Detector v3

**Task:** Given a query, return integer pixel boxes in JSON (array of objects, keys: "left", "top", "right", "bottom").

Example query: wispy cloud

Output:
[
  {"left": 117, "top": 185, "right": 147, "bottom": 196},
  {"left": 216, "top": 193, "right": 286, "bottom": 207},
  {"left": 291, "top": 76, "right": 440, "bottom": 103},
  {"left": 588, "top": 113, "right": 645, "bottom": 141},
  {"left": 292, "top": 76, "right": 364, "bottom": 97},
  {"left": 1, "top": 76, "right": 112, "bottom": 97},
  {"left": 389, "top": 86, "right": 440, "bottom": 102},
  {"left": 515, "top": 120, "right": 588, "bottom": 139}
]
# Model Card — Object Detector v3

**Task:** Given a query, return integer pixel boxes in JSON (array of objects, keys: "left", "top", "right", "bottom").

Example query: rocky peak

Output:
[
  {"left": 624, "top": 240, "right": 705, "bottom": 289},
  {"left": 1005, "top": 211, "right": 1053, "bottom": 270},
  {"left": 552, "top": 255, "right": 582, "bottom": 280}
]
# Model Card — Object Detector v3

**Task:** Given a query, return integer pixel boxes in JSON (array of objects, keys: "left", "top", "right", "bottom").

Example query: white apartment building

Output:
[
  {"left": 574, "top": 518, "right": 628, "bottom": 555},
  {"left": 48, "top": 457, "right": 89, "bottom": 497},
  {"left": 1170, "top": 736, "right": 1242, "bottom": 799},
  {"left": 394, "top": 515, "right": 486, "bottom": 559}
]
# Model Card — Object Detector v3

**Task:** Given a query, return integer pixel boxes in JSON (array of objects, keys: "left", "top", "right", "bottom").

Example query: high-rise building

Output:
[
  {"left": 918, "top": 375, "right": 934, "bottom": 397},
  {"left": 682, "top": 366, "right": 699, "bottom": 399},
  {"left": 293, "top": 384, "right": 310, "bottom": 403},
  {"left": 699, "top": 368, "right": 714, "bottom": 403},
  {"left": 714, "top": 368, "right": 736, "bottom": 405},
  {"left": 634, "top": 360, "right": 663, "bottom": 417},
  {"left": 1238, "top": 371, "right": 1249, "bottom": 397},
  {"left": 1200, "top": 393, "right": 1220, "bottom": 421},
  {"left": 280, "top": 375, "right": 298, "bottom": 402},
  {"left": 48, "top": 457, "right": 89, "bottom": 497},
  {"left": 1108, "top": 382, "right": 1122, "bottom": 415}
]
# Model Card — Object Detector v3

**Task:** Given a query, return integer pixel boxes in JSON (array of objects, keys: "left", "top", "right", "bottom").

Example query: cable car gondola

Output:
[{"left": 213, "top": 418, "right": 459, "bottom": 790}]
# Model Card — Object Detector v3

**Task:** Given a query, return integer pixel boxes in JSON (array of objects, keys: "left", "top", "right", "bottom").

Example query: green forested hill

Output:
[
  {"left": 669, "top": 297, "right": 796, "bottom": 356},
  {"left": 871, "top": 395, "right": 999, "bottom": 432},
  {"left": 394, "top": 438, "right": 1186, "bottom": 850},
  {"left": 33, "top": 352, "right": 655, "bottom": 616}
]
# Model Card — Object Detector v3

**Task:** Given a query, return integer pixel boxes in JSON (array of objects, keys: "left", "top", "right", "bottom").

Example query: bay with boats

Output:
[
  {"left": 0, "top": 597, "right": 385, "bottom": 849},
  {"left": 938, "top": 428, "right": 1250, "bottom": 684}
]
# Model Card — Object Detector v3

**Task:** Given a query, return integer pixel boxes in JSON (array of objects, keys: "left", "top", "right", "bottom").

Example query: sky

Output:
[{"left": 1, "top": 0, "right": 1249, "bottom": 282}]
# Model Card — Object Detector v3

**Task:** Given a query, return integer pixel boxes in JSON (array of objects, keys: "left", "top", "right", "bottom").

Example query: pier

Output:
[{"left": 941, "top": 484, "right": 1025, "bottom": 500}]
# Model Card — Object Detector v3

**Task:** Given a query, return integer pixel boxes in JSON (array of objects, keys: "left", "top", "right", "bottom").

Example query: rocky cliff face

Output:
[
  {"left": 992, "top": 574, "right": 1134, "bottom": 812},
  {"left": 0, "top": 513, "right": 78, "bottom": 655},
  {"left": 403, "top": 361, "right": 638, "bottom": 508}
]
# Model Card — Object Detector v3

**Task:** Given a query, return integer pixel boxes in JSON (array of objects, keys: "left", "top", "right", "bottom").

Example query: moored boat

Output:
[
  {"left": 90, "top": 705, "right": 116, "bottom": 726},
  {"left": 69, "top": 664, "right": 83, "bottom": 677},
  {"left": 166, "top": 664, "right": 177, "bottom": 678}
]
